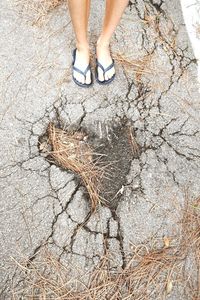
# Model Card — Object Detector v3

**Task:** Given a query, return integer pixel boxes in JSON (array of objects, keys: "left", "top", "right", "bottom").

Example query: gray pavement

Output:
[{"left": 0, "top": 0, "right": 200, "bottom": 298}]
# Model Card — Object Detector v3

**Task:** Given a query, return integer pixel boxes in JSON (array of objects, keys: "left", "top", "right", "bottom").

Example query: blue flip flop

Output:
[
  {"left": 72, "top": 48, "right": 93, "bottom": 88},
  {"left": 95, "top": 58, "right": 116, "bottom": 85}
]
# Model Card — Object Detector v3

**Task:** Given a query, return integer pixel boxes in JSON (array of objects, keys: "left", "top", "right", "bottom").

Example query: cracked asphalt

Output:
[{"left": 0, "top": 0, "right": 200, "bottom": 298}]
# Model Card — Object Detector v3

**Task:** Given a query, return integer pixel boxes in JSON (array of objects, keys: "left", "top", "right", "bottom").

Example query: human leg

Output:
[
  {"left": 68, "top": 0, "right": 91, "bottom": 84},
  {"left": 96, "top": 0, "right": 129, "bottom": 82}
]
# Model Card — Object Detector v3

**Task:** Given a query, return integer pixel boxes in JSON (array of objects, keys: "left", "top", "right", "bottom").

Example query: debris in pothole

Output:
[
  {"left": 43, "top": 122, "right": 107, "bottom": 211},
  {"left": 38, "top": 118, "right": 141, "bottom": 210}
]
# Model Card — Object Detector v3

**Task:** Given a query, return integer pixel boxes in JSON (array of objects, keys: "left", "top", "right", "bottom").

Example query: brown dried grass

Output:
[
  {"left": 15, "top": 0, "right": 65, "bottom": 25},
  {"left": 46, "top": 122, "right": 108, "bottom": 211},
  {"left": 11, "top": 195, "right": 200, "bottom": 299},
  {"left": 113, "top": 52, "right": 153, "bottom": 83}
]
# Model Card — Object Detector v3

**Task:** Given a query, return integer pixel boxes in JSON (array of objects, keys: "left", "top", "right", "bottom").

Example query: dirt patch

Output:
[{"left": 93, "top": 117, "right": 141, "bottom": 209}]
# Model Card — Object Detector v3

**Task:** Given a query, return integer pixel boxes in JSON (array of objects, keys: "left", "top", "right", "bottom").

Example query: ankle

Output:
[
  {"left": 96, "top": 37, "right": 110, "bottom": 48},
  {"left": 76, "top": 42, "right": 90, "bottom": 53}
]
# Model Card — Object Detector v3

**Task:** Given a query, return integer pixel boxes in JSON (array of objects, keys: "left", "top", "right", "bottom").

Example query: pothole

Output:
[{"left": 38, "top": 117, "right": 141, "bottom": 210}]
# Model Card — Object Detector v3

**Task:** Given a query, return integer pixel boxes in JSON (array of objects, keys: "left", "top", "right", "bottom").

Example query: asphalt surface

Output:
[{"left": 0, "top": 0, "right": 200, "bottom": 298}]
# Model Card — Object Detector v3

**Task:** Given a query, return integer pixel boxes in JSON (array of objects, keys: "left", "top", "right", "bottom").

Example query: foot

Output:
[
  {"left": 96, "top": 41, "right": 115, "bottom": 82},
  {"left": 73, "top": 46, "right": 92, "bottom": 85}
]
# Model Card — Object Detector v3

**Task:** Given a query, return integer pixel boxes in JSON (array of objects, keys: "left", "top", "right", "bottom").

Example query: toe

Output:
[
  {"left": 107, "top": 72, "right": 111, "bottom": 80},
  {"left": 98, "top": 67, "right": 105, "bottom": 82},
  {"left": 108, "top": 67, "right": 115, "bottom": 79},
  {"left": 105, "top": 72, "right": 109, "bottom": 80},
  {"left": 85, "top": 70, "right": 92, "bottom": 85}
]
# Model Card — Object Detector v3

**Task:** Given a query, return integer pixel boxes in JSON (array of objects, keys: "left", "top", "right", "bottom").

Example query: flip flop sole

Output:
[
  {"left": 72, "top": 75, "right": 93, "bottom": 88},
  {"left": 95, "top": 69, "right": 116, "bottom": 85}
]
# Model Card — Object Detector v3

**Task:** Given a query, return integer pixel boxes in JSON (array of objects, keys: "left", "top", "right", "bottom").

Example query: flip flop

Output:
[
  {"left": 72, "top": 48, "right": 93, "bottom": 88},
  {"left": 95, "top": 58, "right": 116, "bottom": 85}
]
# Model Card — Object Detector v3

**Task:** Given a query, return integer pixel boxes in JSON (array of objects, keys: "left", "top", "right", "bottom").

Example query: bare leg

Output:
[
  {"left": 68, "top": 0, "right": 91, "bottom": 84},
  {"left": 97, "top": 0, "right": 129, "bottom": 81}
]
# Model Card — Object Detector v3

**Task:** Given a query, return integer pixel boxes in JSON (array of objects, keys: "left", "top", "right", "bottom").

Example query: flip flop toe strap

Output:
[{"left": 73, "top": 64, "right": 91, "bottom": 78}]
